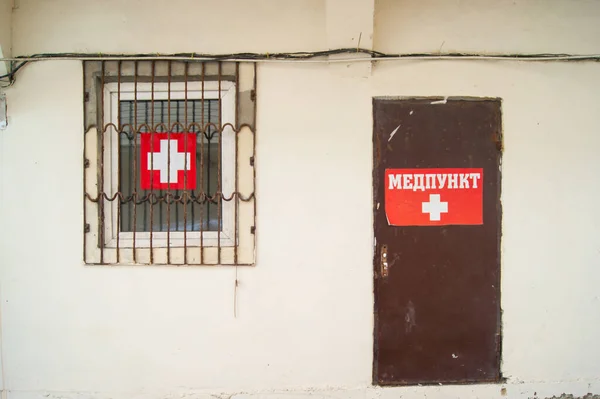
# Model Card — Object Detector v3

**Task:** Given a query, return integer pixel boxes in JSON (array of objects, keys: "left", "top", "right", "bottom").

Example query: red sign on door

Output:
[
  {"left": 385, "top": 168, "right": 483, "bottom": 226},
  {"left": 140, "top": 133, "right": 197, "bottom": 190}
]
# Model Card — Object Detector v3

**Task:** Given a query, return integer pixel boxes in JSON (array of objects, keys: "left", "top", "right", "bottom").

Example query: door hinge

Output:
[
  {"left": 84, "top": 223, "right": 91, "bottom": 233},
  {"left": 250, "top": 226, "right": 256, "bottom": 234},
  {"left": 249, "top": 156, "right": 255, "bottom": 167}
]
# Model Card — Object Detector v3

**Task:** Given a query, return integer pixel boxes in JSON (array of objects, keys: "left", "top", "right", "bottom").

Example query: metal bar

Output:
[
  {"left": 253, "top": 63, "right": 257, "bottom": 251},
  {"left": 132, "top": 61, "right": 138, "bottom": 263},
  {"left": 191, "top": 99, "right": 196, "bottom": 235},
  {"left": 144, "top": 100, "right": 149, "bottom": 231},
  {"left": 128, "top": 99, "right": 133, "bottom": 232},
  {"left": 116, "top": 61, "right": 122, "bottom": 263},
  {"left": 206, "top": 94, "right": 211, "bottom": 231},
  {"left": 167, "top": 60, "right": 172, "bottom": 264},
  {"left": 160, "top": 100, "right": 164, "bottom": 230},
  {"left": 200, "top": 62, "right": 205, "bottom": 264},
  {"left": 175, "top": 99, "right": 180, "bottom": 232},
  {"left": 183, "top": 63, "right": 188, "bottom": 264},
  {"left": 217, "top": 61, "right": 222, "bottom": 264},
  {"left": 82, "top": 62, "right": 88, "bottom": 264},
  {"left": 234, "top": 62, "right": 239, "bottom": 264},
  {"left": 150, "top": 60, "right": 155, "bottom": 264},
  {"left": 99, "top": 61, "right": 106, "bottom": 265}
]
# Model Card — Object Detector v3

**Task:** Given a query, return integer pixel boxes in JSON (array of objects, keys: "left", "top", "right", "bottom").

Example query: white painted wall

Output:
[
  {"left": 375, "top": 0, "right": 600, "bottom": 54},
  {"left": 11, "top": 0, "right": 326, "bottom": 55},
  {"left": 1, "top": 1, "right": 600, "bottom": 398}
]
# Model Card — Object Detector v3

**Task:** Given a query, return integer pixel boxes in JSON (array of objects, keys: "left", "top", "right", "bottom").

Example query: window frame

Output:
[
  {"left": 102, "top": 81, "right": 236, "bottom": 249},
  {"left": 83, "top": 60, "right": 257, "bottom": 266}
]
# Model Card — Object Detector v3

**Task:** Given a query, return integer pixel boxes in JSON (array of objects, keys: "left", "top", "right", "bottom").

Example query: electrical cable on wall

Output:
[{"left": 1, "top": 48, "right": 600, "bottom": 87}]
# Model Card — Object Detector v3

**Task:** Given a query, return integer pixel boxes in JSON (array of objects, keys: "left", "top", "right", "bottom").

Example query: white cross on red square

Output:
[{"left": 140, "top": 133, "right": 197, "bottom": 190}]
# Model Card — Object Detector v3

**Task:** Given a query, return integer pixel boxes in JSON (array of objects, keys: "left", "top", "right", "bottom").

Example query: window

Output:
[{"left": 84, "top": 61, "right": 256, "bottom": 265}]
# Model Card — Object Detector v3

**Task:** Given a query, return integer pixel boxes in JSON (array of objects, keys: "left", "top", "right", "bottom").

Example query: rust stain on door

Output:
[{"left": 372, "top": 98, "right": 502, "bottom": 385}]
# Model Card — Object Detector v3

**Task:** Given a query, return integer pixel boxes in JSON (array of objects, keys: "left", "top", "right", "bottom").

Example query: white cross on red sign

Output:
[
  {"left": 140, "top": 133, "right": 196, "bottom": 190},
  {"left": 385, "top": 168, "right": 483, "bottom": 226},
  {"left": 421, "top": 193, "right": 448, "bottom": 221}
]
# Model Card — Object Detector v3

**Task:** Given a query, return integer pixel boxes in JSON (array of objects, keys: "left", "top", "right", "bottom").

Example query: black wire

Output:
[
  {"left": 0, "top": 61, "right": 27, "bottom": 83},
  {"left": 1, "top": 48, "right": 599, "bottom": 84}
]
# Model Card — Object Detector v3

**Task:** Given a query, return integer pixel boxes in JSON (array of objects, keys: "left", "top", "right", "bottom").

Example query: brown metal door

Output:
[{"left": 373, "top": 98, "right": 502, "bottom": 385}]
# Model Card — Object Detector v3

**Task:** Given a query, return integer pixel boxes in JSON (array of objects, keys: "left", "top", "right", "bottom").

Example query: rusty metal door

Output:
[{"left": 373, "top": 98, "right": 502, "bottom": 385}]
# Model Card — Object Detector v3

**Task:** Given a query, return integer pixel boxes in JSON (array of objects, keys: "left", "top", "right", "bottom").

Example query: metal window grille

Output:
[{"left": 83, "top": 61, "right": 256, "bottom": 265}]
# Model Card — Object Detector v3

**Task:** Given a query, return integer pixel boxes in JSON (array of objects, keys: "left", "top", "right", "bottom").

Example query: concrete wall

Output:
[{"left": 1, "top": 1, "right": 599, "bottom": 398}]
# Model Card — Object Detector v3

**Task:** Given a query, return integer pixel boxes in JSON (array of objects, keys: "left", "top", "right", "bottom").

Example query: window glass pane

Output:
[{"left": 118, "top": 99, "right": 221, "bottom": 232}]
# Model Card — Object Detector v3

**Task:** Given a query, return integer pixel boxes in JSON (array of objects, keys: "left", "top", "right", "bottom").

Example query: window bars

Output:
[{"left": 83, "top": 61, "right": 256, "bottom": 265}]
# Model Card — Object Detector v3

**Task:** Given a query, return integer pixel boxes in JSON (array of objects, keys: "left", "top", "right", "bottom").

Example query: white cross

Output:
[
  {"left": 147, "top": 139, "right": 191, "bottom": 184},
  {"left": 422, "top": 194, "right": 448, "bottom": 221}
]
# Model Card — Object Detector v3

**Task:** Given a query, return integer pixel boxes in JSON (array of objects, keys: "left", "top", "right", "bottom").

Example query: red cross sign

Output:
[
  {"left": 140, "top": 133, "right": 197, "bottom": 190},
  {"left": 385, "top": 168, "right": 483, "bottom": 226}
]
